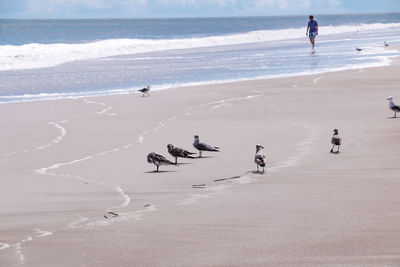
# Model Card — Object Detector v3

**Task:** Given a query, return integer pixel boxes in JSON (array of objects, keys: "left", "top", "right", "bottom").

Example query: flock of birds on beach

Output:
[
  {"left": 138, "top": 86, "right": 265, "bottom": 173},
  {"left": 134, "top": 39, "right": 398, "bottom": 173},
  {"left": 147, "top": 135, "right": 267, "bottom": 173},
  {"left": 141, "top": 87, "right": 400, "bottom": 173}
]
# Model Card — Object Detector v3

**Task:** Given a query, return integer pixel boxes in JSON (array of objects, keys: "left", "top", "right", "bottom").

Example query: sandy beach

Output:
[{"left": 1, "top": 48, "right": 400, "bottom": 266}]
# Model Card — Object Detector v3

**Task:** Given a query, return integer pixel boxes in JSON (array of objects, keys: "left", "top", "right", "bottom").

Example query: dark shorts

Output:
[{"left": 309, "top": 31, "right": 317, "bottom": 39}]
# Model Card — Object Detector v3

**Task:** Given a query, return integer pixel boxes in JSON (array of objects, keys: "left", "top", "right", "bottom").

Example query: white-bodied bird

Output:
[
  {"left": 387, "top": 96, "right": 400, "bottom": 118},
  {"left": 193, "top": 135, "right": 219, "bottom": 158}
]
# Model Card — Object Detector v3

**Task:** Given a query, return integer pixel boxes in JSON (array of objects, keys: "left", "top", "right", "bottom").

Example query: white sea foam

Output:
[
  {"left": 111, "top": 185, "right": 131, "bottom": 209},
  {"left": 269, "top": 123, "right": 316, "bottom": 172},
  {"left": 86, "top": 205, "right": 158, "bottom": 228},
  {"left": 201, "top": 94, "right": 263, "bottom": 109},
  {"left": 34, "top": 229, "right": 53, "bottom": 237},
  {"left": 1, "top": 50, "right": 396, "bottom": 106},
  {"left": 1, "top": 23, "right": 399, "bottom": 71},
  {"left": 83, "top": 98, "right": 116, "bottom": 116},
  {"left": 15, "top": 236, "right": 32, "bottom": 265},
  {"left": 312, "top": 77, "right": 323, "bottom": 85},
  {"left": 68, "top": 217, "right": 89, "bottom": 229},
  {"left": 0, "top": 242, "right": 10, "bottom": 250},
  {"left": 4, "top": 120, "right": 68, "bottom": 156}
]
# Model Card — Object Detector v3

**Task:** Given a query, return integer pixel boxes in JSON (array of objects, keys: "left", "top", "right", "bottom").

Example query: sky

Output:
[{"left": 0, "top": 0, "right": 399, "bottom": 18}]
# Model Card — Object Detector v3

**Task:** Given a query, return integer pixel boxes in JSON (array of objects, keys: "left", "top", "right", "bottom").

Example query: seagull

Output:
[
  {"left": 356, "top": 47, "right": 362, "bottom": 52},
  {"left": 167, "top": 144, "right": 196, "bottom": 164},
  {"left": 387, "top": 96, "right": 400, "bottom": 118},
  {"left": 193, "top": 135, "right": 219, "bottom": 158},
  {"left": 147, "top": 152, "right": 175, "bottom": 172},
  {"left": 384, "top": 41, "right": 389, "bottom": 47},
  {"left": 138, "top": 86, "right": 151, "bottom": 97},
  {"left": 255, "top": 145, "right": 267, "bottom": 173},
  {"left": 330, "top": 129, "right": 342, "bottom": 153}
]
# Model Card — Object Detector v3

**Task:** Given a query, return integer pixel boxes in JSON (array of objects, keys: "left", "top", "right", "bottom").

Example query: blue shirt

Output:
[{"left": 308, "top": 20, "right": 318, "bottom": 33}]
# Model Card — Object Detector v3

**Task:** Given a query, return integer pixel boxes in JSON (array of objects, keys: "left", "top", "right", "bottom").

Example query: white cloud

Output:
[
  {"left": 255, "top": 0, "right": 289, "bottom": 9},
  {"left": 16, "top": 0, "right": 345, "bottom": 18},
  {"left": 216, "top": 0, "right": 237, "bottom": 6}
]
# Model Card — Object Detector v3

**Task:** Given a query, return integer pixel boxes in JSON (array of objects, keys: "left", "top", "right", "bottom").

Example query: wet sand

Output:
[{"left": 1, "top": 52, "right": 400, "bottom": 266}]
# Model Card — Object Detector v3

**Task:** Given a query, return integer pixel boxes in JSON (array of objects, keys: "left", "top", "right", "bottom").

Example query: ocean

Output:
[{"left": 0, "top": 13, "right": 400, "bottom": 103}]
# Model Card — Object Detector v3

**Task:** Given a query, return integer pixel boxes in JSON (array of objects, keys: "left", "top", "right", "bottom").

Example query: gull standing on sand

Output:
[
  {"left": 255, "top": 145, "right": 267, "bottom": 173},
  {"left": 138, "top": 86, "right": 151, "bottom": 97},
  {"left": 330, "top": 129, "right": 342, "bottom": 153},
  {"left": 387, "top": 96, "right": 400, "bottom": 118},
  {"left": 167, "top": 144, "right": 196, "bottom": 164},
  {"left": 193, "top": 135, "right": 219, "bottom": 158},
  {"left": 147, "top": 152, "right": 175, "bottom": 172}
]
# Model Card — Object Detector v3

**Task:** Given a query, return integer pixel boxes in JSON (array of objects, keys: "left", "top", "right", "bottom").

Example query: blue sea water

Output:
[{"left": 0, "top": 13, "right": 400, "bottom": 103}]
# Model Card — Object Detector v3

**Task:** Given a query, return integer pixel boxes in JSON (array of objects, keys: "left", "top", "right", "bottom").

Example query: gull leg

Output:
[
  {"left": 156, "top": 165, "right": 159, "bottom": 172},
  {"left": 257, "top": 165, "right": 259, "bottom": 172},
  {"left": 330, "top": 145, "right": 335, "bottom": 153},
  {"left": 175, "top": 157, "right": 177, "bottom": 165},
  {"left": 199, "top": 151, "right": 202, "bottom": 158}
]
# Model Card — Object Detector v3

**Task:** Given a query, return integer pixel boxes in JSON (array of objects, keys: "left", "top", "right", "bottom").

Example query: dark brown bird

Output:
[
  {"left": 330, "top": 129, "right": 342, "bottom": 153},
  {"left": 167, "top": 144, "right": 196, "bottom": 164},
  {"left": 147, "top": 152, "right": 175, "bottom": 172}
]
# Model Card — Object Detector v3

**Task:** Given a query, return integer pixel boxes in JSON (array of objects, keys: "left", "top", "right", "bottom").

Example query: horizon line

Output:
[{"left": 1, "top": 11, "right": 399, "bottom": 20}]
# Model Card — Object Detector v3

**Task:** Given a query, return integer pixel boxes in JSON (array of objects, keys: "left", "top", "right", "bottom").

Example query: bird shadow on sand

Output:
[
  {"left": 330, "top": 151, "right": 340, "bottom": 154},
  {"left": 387, "top": 116, "right": 399, "bottom": 119},
  {"left": 194, "top": 156, "right": 215, "bottom": 159},
  {"left": 175, "top": 162, "right": 194, "bottom": 166},
  {"left": 145, "top": 170, "right": 178, "bottom": 174},
  {"left": 249, "top": 170, "right": 265, "bottom": 175}
]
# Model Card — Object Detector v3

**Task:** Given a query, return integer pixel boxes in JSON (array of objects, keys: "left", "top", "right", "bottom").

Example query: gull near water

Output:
[
  {"left": 138, "top": 86, "right": 151, "bottom": 97},
  {"left": 193, "top": 135, "right": 219, "bottom": 158}
]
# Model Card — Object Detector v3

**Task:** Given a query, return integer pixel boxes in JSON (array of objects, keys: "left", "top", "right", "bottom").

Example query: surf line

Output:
[
  {"left": 137, "top": 94, "right": 262, "bottom": 144},
  {"left": 200, "top": 94, "right": 263, "bottom": 110},
  {"left": 0, "top": 242, "right": 10, "bottom": 250},
  {"left": 13, "top": 229, "right": 53, "bottom": 265},
  {"left": 83, "top": 98, "right": 116, "bottom": 116},
  {"left": 181, "top": 124, "right": 314, "bottom": 206},
  {"left": 14, "top": 236, "right": 32, "bottom": 265},
  {"left": 136, "top": 112, "right": 189, "bottom": 144},
  {"left": 33, "top": 144, "right": 133, "bottom": 228},
  {"left": 3, "top": 120, "right": 68, "bottom": 156}
]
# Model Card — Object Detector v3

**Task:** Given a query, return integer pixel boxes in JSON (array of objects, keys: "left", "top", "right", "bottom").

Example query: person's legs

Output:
[{"left": 309, "top": 32, "right": 316, "bottom": 48}]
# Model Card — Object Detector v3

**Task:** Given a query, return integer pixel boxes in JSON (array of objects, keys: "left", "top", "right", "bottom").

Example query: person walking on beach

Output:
[{"left": 306, "top": 15, "right": 318, "bottom": 49}]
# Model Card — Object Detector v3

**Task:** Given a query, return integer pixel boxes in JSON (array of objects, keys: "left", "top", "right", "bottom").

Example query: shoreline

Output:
[
  {"left": 1, "top": 46, "right": 399, "bottom": 105},
  {"left": 1, "top": 46, "right": 400, "bottom": 266}
]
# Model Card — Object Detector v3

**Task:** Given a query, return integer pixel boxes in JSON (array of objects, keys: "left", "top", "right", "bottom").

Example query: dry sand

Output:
[{"left": 1, "top": 51, "right": 400, "bottom": 266}]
